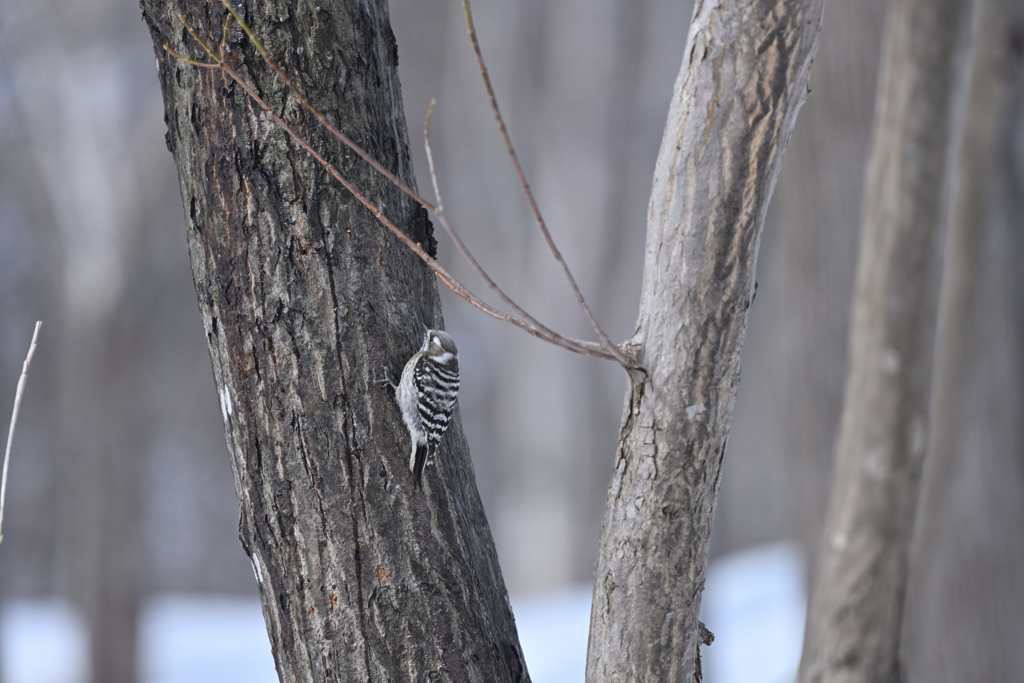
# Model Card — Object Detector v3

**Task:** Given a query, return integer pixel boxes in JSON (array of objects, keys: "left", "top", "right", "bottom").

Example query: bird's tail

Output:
[{"left": 412, "top": 443, "right": 428, "bottom": 489}]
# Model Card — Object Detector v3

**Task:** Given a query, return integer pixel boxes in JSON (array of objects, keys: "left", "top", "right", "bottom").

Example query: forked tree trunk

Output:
[
  {"left": 141, "top": 1, "right": 527, "bottom": 681},
  {"left": 798, "top": 0, "right": 975, "bottom": 681},
  {"left": 586, "top": 1, "right": 824, "bottom": 680}
]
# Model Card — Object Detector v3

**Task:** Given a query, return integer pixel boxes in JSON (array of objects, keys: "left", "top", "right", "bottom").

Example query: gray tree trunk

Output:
[
  {"left": 141, "top": 1, "right": 527, "bottom": 681},
  {"left": 59, "top": 320, "right": 144, "bottom": 683},
  {"left": 797, "top": 0, "right": 975, "bottom": 681},
  {"left": 903, "top": 0, "right": 1024, "bottom": 678},
  {"left": 708, "top": 0, "right": 889, "bottom": 562},
  {"left": 586, "top": 0, "right": 825, "bottom": 680},
  {"left": 761, "top": 0, "right": 887, "bottom": 564}
]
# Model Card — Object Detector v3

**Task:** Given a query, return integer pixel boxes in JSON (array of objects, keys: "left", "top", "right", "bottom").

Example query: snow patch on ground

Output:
[
  {"left": 140, "top": 596, "right": 277, "bottom": 683},
  {"left": 1, "top": 542, "right": 805, "bottom": 683},
  {"left": 0, "top": 600, "right": 87, "bottom": 683},
  {"left": 701, "top": 541, "right": 807, "bottom": 683},
  {"left": 511, "top": 584, "right": 593, "bottom": 683}
]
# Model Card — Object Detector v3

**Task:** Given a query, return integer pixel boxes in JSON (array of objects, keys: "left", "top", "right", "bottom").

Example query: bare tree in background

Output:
[
  {"left": 799, "top": 0, "right": 975, "bottom": 680},
  {"left": 904, "top": 0, "right": 1024, "bottom": 678},
  {"left": 2, "top": 5, "right": 176, "bottom": 680},
  {"left": 712, "top": 0, "right": 888, "bottom": 561}
]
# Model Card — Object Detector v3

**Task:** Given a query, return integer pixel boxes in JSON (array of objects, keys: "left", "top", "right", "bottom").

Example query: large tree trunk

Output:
[
  {"left": 586, "top": 0, "right": 824, "bottom": 680},
  {"left": 797, "top": 0, "right": 975, "bottom": 680},
  {"left": 141, "top": 1, "right": 527, "bottom": 681}
]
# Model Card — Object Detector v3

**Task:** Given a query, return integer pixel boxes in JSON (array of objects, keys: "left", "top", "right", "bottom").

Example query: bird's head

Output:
[{"left": 423, "top": 329, "right": 458, "bottom": 358}]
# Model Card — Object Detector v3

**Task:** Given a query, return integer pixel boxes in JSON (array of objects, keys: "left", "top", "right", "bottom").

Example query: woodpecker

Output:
[{"left": 396, "top": 329, "right": 460, "bottom": 489}]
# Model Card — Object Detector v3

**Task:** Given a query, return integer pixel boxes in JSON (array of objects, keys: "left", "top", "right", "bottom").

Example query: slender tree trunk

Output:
[
  {"left": 904, "top": 0, "right": 1024, "bottom": 677},
  {"left": 797, "top": 0, "right": 975, "bottom": 681},
  {"left": 586, "top": 1, "right": 824, "bottom": 680},
  {"left": 141, "top": 1, "right": 527, "bottom": 681},
  {"left": 59, "top": 319, "right": 144, "bottom": 683},
  {"left": 14, "top": 14, "right": 156, "bottom": 680},
  {"left": 765, "top": 0, "right": 888, "bottom": 566}
]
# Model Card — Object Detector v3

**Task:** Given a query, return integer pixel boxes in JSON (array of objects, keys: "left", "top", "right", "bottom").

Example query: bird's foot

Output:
[{"left": 373, "top": 366, "right": 397, "bottom": 392}]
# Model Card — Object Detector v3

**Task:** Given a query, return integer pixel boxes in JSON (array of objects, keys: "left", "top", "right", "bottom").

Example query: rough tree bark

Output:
[
  {"left": 798, "top": 0, "right": 975, "bottom": 681},
  {"left": 586, "top": 1, "right": 824, "bottom": 681},
  {"left": 141, "top": 1, "right": 528, "bottom": 681}
]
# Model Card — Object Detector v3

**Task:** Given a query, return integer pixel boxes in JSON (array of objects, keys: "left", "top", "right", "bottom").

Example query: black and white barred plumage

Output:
[{"left": 397, "top": 329, "right": 460, "bottom": 489}]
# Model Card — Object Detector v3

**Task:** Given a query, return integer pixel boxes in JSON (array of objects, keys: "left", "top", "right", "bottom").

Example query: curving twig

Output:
[
  {"left": 0, "top": 320, "right": 41, "bottom": 546},
  {"left": 420, "top": 102, "right": 586, "bottom": 354},
  {"left": 460, "top": 0, "right": 633, "bottom": 368},
  {"left": 216, "top": 3, "right": 621, "bottom": 362},
  {"left": 423, "top": 100, "right": 445, "bottom": 217},
  {"left": 164, "top": 13, "right": 622, "bottom": 362}
]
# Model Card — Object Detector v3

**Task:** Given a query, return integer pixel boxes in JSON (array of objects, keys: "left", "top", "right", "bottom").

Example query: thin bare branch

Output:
[
  {"left": 180, "top": 14, "right": 217, "bottom": 60},
  {"left": 0, "top": 320, "right": 41, "bottom": 546},
  {"left": 166, "top": 43, "right": 614, "bottom": 360},
  {"left": 460, "top": 0, "right": 633, "bottom": 367},
  {"left": 162, "top": 45, "right": 219, "bottom": 68},
  {"left": 424, "top": 99, "right": 444, "bottom": 216},
  {"left": 420, "top": 102, "right": 606, "bottom": 358},
  {"left": 168, "top": 13, "right": 630, "bottom": 365},
  {"left": 219, "top": 2, "right": 629, "bottom": 366}
]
